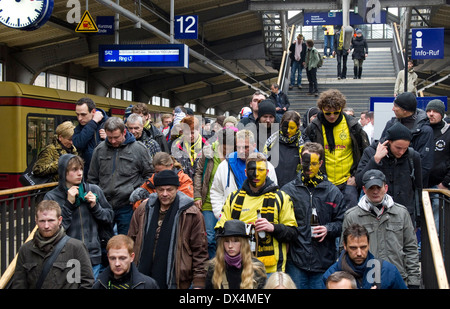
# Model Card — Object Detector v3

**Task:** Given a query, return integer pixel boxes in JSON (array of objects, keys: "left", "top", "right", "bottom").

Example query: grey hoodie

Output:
[{"left": 44, "top": 154, "right": 114, "bottom": 265}]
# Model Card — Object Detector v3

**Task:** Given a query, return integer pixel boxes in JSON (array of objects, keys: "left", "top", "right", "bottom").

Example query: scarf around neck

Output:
[
  {"left": 358, "top": 194, "right": 394, "bottom": 219},
  {"left": 301, "top": 170, "right": 325, "bottom": 188},
  {"left": 34, "top": 226, "right": 66, "bottom": 253},
  {"left": 225, "top": 252, "right": 242, "bottom": 269},
  {"left": 318, "top": 112, "right": 344, "bottom": 153},
  {"left": 295, "top": 40, "right": 303, "bottom": 61}
]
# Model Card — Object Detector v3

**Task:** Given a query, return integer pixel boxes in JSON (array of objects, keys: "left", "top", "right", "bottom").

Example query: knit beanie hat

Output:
[
  {"left": 257, "top": 99, "right": 276, "bottom": 120},
  {"left": 394, "top": 92, "right": 417, "bottom": 112},
  {"left": 385, "top": 122, "right": 412, "bottom": 141},
  {"left": 154, "top": 169, "right": 180, "bottom": 187},
  {"left": 426, "top": 99, "right": 446, "bottom": 118}
]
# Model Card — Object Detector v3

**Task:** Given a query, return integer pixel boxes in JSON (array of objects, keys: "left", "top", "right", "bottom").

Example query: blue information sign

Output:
[
  {"left": 303, "top": 11, "right": 386, "bottom": 26},
  {"left": 96, "top": 16, "right": 114, "bottom": 35},
  {"left": 174, "top": 15, "right": 198, "bottom": 39},
  {"left": 98, "top": 44, "right": 189, "bottom": 68},
  {"left": 412, "top": 28, "right": 444, "bottom": 59}
]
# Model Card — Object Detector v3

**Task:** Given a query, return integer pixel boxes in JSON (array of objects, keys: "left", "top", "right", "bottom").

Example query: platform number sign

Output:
[{"left": 175, "top": 15, "right": 198, "bottom": 39}]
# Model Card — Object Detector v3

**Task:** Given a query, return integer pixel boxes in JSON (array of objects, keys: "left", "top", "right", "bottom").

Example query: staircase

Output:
[
  {"left": 288, "top": 45, "right": 396, "bottom": 118},
  {"left": 261, "top": 11, "right": 284, "bottom": 70}
]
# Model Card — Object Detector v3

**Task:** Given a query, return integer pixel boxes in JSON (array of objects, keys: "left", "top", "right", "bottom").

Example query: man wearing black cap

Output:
[
  {"left": 426, "top": 99, "right": 450, "bottom": 230},
  {"left": 256, "top": 99, "right": 278, "bottom": 148},
  {"left": 381, "top": 92, "right": 434, "bottom": 187},
  {"left": 342, "top": 169, "right": 421, "bottom": 288},
  {"left": 356, "top": 122, "right": 423, "bottom": 225},
  {"left": 128, "top": 169, "right": 208, "bottom": 289}
]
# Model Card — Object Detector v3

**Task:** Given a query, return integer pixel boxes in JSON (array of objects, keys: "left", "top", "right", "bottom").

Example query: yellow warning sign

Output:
[{"left": 75, "top": 11, "right": 98, "bottom": 32}]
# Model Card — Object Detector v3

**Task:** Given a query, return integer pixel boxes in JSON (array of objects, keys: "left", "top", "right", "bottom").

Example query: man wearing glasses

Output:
[{"left": 303, "top": 89, "right": 369, "bottom": 208}]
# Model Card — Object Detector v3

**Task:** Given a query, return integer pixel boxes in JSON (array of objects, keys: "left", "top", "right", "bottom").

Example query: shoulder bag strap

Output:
[{"left": 35, "top": 235, "right": 71, "bottom": 289}]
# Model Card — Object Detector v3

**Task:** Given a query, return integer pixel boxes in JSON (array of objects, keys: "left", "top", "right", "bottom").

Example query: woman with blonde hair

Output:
[
  {"left": 205, "top": 220, "right": 266, "bottom": 289},
  {"left": 32, "top": 121, "right": 78, "bottom": 182},
  {"left": 130, "top": 152, "right": 193, "bottom": 210},
  {"left": 263, "top": 271, "right": 297, "bottom": 289}
]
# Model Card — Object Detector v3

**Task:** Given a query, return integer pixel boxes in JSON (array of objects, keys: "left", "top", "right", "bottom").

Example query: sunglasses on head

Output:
[{"left": 322, "top": 110, "right": 341, "bottom": 116}]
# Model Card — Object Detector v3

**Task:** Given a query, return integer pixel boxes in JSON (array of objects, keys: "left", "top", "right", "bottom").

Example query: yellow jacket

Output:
[
  {"left": 215, "top": 180, "right": 297, "bottom": 273},
  {"left": 323, "top": 25, "right": 334, "bottom": 35}
]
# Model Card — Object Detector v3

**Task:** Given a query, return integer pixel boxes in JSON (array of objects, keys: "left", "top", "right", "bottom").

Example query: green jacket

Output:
[
  {"left": 340, "top": 194, "right": 421, "bottom": 286},
  {"left": 11, "top": 227, "right": 94, "bottom": 289},
  {"left": 32, "top": 137, "right": 77, "bottom": 182},
  {"left": 305, "top": 47, "right": 320, "bottom": 70}
]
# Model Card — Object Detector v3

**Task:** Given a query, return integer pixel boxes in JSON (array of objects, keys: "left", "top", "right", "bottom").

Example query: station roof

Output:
[{"left": 0, "top": 0, "right": 448, "bottom": 115}]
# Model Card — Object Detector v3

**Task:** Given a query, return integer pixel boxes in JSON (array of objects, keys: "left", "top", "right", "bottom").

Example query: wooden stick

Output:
[
  {"left": 0, "top": 225, "right": 37, "bottom": 289},
  {"left": 422, "top": 191, "right": 449, "bottom": 289}
]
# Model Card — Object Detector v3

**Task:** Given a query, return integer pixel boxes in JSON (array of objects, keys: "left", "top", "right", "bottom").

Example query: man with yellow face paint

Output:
[
  {"left": 215, "top": 152, "right": 297, "bottom": 275},
  {"left": 264, "top": 111, "right": 305, "bottom": 188},
  {"left": 281, "top": 142, "right": 346, "bottom": 289}
]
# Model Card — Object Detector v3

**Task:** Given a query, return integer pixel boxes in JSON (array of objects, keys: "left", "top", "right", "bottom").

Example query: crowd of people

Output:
[{"left": 11, "top": 29, "right": 447, "bottom": 291}]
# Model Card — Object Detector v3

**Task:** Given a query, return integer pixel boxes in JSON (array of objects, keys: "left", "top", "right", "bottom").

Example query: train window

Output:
[
  {"left": 69, "top": 78, "right": 86, "bottom": 93},
  {"left": 48, "top": 74, "right": 68, "bottom": 90},
  {"left": 34, "top": 72, "right": 46, "bottom": 87},
  {"left": 26, "top": 116, "right": 55, "bottom": 164},
  {"left": 25, "top": 114, "right": 77, "bottom": 165}
]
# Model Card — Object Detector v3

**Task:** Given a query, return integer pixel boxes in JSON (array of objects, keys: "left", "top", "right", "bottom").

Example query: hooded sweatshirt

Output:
[{"left": 44, "top": 154, "right": 114, "bottom": 265}]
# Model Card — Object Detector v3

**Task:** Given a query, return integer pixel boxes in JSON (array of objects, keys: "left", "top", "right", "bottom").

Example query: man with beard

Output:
[
  {"left": 12, "top": 200, "right": 94, "bottom": 289},
  {"left": 215, "top": 152, "right": 297, "bottom": 275},
  {"left": 281, "top": 142, "right": 345, "bottom": 289},
  {"left": 323, "top": 224, "right": 407, "bottom": 289}
]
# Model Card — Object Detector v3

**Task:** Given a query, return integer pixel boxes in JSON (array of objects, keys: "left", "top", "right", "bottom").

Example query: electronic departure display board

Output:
[{"left": 98, "top": 44, "right": 189, "bottom": 68}]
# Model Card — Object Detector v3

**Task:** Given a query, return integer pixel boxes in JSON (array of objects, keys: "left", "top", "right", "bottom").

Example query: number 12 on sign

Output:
[{"left": 175, "top": 15, "right": 198, "bottom": 39}]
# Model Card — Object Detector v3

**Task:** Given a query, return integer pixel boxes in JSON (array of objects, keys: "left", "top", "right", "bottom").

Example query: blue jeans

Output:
[
  {"left": 92, "top": 264, "right": 101, "bottom": 280},
  {"left": 430, "top": 185, "right": 440, "bottom": 232},
  {"left": 202, "top": 210, "right": 218, "bottom": 259},
  {"left": 286, "top": 260, "right": 325, "bottom": 289},
  {"left": 324, "top": 35, "right": 334, "bottom": 57},
  {"left": 290, "top": 61, "right": 303, "bottom": 86},
  {"left": 114, "top": 205, "right": 134, "bottom": 235}
]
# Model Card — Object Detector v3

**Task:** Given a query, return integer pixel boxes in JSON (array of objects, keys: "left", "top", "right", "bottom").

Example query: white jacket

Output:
[{"left": 210, "top": 159, "right": 278, "bottom": 219}]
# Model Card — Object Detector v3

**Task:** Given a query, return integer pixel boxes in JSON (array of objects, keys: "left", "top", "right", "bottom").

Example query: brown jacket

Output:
[
  {"left": 128, "top": 191, "right": 208, "bottom": 289},
  {"left": 193, "top": 144, "right": 216, "bottom": 203}
]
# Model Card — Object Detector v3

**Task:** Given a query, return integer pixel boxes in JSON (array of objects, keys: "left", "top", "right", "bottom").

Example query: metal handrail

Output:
[
  {"left": 277, "top": 25, "right": 296, "bottom": 92},
  {"left": 422, "top": 188, "right": 450, "bottom": 289}
]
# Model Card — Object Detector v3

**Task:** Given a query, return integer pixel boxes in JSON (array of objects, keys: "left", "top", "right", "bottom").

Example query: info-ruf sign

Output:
[
  {"left": 174, "top": 15, "right": 198, "bottom": 39},
  {"left": 411, "top": 28, "right": 444, "bottom": 59}
]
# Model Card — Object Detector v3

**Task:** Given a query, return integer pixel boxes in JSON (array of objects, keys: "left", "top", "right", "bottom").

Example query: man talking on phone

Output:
[{"left": 355, "top": 122, "right": 423, "bottom": 226}]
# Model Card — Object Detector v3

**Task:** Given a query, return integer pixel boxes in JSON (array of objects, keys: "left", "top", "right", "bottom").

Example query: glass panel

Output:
[
  {"left": 57, "top": 75, "right": 67, "bottom": 90},
  {"left": 26, "top": 116, "right": 55, "bottom": 165},
  {"left": 34, "top": 72, "right": 46, "bottom": 87}
]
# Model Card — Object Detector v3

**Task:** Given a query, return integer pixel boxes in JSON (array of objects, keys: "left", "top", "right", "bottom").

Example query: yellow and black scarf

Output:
[
  {"left": 229, "top": 190, "right": 280, "bottom": 267},
  {"left": 301, "top": 170, "right": 325, "bottom": 188}
]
